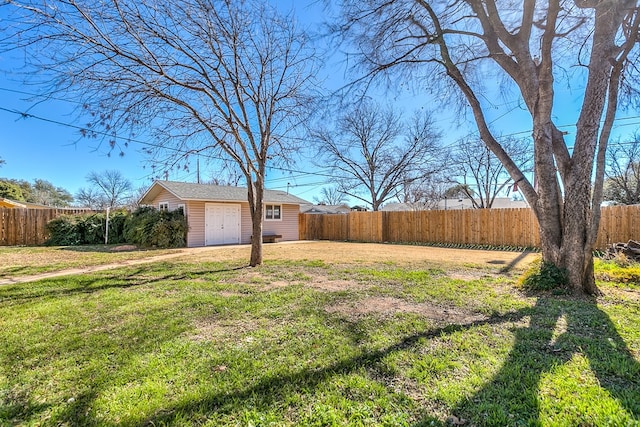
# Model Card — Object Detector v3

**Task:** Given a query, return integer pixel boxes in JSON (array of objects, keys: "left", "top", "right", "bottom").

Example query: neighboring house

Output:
[
  {"left": 435, "top": 197, "right": 528, "bottom": 210},
  {"left": 300, "top": 203, "right": 352, "bottom": 215},
  {"left": 139, "top": 180, "right": 309, "bottom": 247},
  {"left": 0, "top": 198, "right": 27, "bottom": 208},
  {"left": 382, "top": 197, "right": 529, "bottom": 211},
  {"left": 350, "top": 205, "right": 369, "bottom": 212},
  {"left": 0, "top": 198, "right": 80, "bottom": 209}
]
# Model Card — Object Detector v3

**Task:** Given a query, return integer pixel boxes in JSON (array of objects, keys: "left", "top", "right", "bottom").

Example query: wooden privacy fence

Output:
[
  {"left": 299, "top": 205, "right": 640, "bottom": 250},
  {"left": 0, "top": 207, "right": 95, "bottom": 246}
]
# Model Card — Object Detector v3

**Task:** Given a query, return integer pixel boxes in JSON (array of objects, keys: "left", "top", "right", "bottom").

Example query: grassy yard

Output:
[
  {"left": 0, "top": 245, "right": 177, "bottom": 279},
  {"left": 0, "top": 243, "right": 638, "bottom": 426}
]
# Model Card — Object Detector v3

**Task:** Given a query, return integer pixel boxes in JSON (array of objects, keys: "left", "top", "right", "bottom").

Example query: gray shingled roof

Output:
[{"left": 143, "top": 180, "right": 309, "bottom": 205}]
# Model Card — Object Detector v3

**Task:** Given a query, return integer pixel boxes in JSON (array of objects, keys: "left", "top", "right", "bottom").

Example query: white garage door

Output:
[{"left": 205, "top": 203, "right": 241, "bottom": 245}]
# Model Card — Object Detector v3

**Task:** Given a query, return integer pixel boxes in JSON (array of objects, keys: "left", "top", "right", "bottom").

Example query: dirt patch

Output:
[
  {"left": 309, "top": 275, "right": 363, "bottom": 292},
  {"left": 325, "top": 296, "right": 486, "bottom": 324},
  {"left": 189, "top": 318, "right": 257, "bottom": 342},
  {"left": 261, "top": 280, "right": 291, "bottom": 290},
  {"left": 218, "top": 291, "right": 246, "bottom": 298},
  {"left": 599, "top": 287, "right": 640, "bottom": 305}
]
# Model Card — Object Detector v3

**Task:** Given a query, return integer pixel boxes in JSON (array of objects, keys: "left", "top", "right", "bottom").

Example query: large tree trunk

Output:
[
  {"left": 249, "top": 206, "right": 264, "bottom": 267},
  {"left": 538, "top": 211, "right": 599, "bottom": 295},
  {"left": 248, "top": 178, "right": 264, "bottom": 267}
]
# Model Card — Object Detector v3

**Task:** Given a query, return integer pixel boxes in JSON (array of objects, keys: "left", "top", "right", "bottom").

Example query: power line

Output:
[
  {"left": 4, "top": 100, "right": 640, "bottom": 188},
  {"left": 0, "top": 104, "right": 339, "bottom": 181}
]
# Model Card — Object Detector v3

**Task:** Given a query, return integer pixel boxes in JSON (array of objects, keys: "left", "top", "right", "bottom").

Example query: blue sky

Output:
[
  {"left": 0, "top": 0, "right": 343, "bottom": 200},
  {"left": 2, "top": 1, "right": 640, "bottom": 205}
]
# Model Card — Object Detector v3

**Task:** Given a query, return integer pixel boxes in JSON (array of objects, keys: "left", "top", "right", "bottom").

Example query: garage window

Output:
[{"left": 265, "top": 204, "right": 282, "bottom": 221}]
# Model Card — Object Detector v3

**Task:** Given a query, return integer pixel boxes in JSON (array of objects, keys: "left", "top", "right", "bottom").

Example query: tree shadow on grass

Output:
[
  {"left": 136, "top": 310, "right": 530, "bottom": 426},
  {"left": 498, "top": 250, "right": 535, "bottom": 274},
  {"left": 0, "top": 264, "right": 248, "bottom": 304},
  {"left": 136, "top": 295, "right": 640, "bottom": 426},
  {"left": 449, "top": 296, "right": 640, "bottom": 426}
]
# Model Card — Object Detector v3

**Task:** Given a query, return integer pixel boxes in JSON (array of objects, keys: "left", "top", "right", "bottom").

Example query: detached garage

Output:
[{"left": 139, "top": 180, "right": 309, "bottom": 247}]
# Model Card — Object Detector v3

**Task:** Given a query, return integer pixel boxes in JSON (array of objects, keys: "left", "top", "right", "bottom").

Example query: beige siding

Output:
[
  {"left": 147, "top": 189, "right": 183, "bottom": 211},
  {"left": 240, "top": 203, "right": 253, "bottom": 244},
  {"left": 263, "top": 204, "right": 299, "bottom": 241},
  {"left": 186, "top": 201, "right": 205, "bottom": 247}
]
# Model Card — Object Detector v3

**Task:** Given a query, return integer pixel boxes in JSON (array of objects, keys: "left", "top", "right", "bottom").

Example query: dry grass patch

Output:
[
  {"left": 188, "top": 318, "right": 258, "bottom": 343},
  {"left": 181, "top": 241, "right": 538, "bottom": 270},
  {"left": 325, "top": 296, "right": 486, "bottom": 324},
  {"left": 309, "top": 275, "right": 362, "bottom": 292}
]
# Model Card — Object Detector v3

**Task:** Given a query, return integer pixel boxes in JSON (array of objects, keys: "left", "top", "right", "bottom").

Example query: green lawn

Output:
[
  {"left": 0, "top": 249, "right": 638, "bottom": 426},
  {"left": 0, "top": 245, "right": 177, "bottom": 278}
]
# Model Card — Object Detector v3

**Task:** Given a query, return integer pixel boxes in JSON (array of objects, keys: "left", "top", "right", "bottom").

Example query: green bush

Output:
[
  {"left": 76, "top": 214, "right": 105, "bottom": 244},
  {"left": 46, "top": 215, "right": 83, "bottom": 246},
  {"left": 124, "top": 206, "right": 187, "bottom": 248},
  {"left": 519, "top": 257, "right": 569, "bottom": 291},
  {"left": 46, "top": 211, "right": 129, "bottom": 246}
]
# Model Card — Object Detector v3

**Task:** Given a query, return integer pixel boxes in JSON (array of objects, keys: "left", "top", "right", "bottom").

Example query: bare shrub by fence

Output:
[
  {"left": 0, "top": 208, "right": 94, "bottom": 246},
  {"left": 299, "top": 205, "right": 640, "bottom": 250}
]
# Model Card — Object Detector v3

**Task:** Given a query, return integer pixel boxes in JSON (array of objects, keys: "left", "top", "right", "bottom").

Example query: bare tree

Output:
[
  {"left": 312, "top": 101, "right": 443, "bottom": 211},
  {"left": 314, "top": 186, "right": 348, "bottom": 205},
  {"left": 396, "top": 173, "right": 449, "bottom": 210},
  {"left": 74, "top": 186, "right": 104, "bottom": 210},
  {"left": 604, "top": 135, "right": 640, "bottom": 204},
  {"left": 207, "top": 164, "right": 244, "bottom": 187},
  {"left": 3, "top": 0, "right": 317, "bottom": 266},
  {"left": 335, "top": 1, "right": 640, "bottom": 294},
  {"left": 80, "top": 170, "right": 133, "bottom": 209},
  {"left": 125, "top": 185, "right": 151, "bottom": 210},
  {"left": 451, "top": 137, "right": 532, "bottom": 209}
]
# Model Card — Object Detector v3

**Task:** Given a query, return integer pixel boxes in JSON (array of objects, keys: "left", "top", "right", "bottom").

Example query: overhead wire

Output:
[{"left": 4, "top": 87, "right": 640, "bottom": 193}]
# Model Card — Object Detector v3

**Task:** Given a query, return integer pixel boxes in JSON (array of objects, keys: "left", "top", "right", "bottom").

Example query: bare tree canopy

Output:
[
  {"left": 74, "top": 187, "right": 104, "bottom": 210},
  {"left": 452, "top": 137, "right": 531, "bottom": 209},
  {"left": 334, "top": 0, "right": 640, "bottom": 294},
  {"left": 77, "top": 169, "right": 133, "bottom": 209},
  {"left": 314, "top": 186, "right": 348, "bottom": 205},
  {"left": 2, "top": 0, "right": 318, "bottom": 265},
  {"left": 395, "top": 173, "right": 450, "bottom": 210},
  {"left": 604, "top": 135, "right": 640, "bottom": 204},
  {"left": 311, "top": 100, "right": 444, "bottom": 211}
]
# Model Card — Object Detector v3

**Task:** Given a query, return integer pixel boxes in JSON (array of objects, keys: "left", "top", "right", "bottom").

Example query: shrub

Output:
[
  {"left": 46, "top": 211, "right": 129, "bottom": 246},
  {"left": 124, "top": 206, "right": 187, "bottom": 248},
  {"left": 46, "top": 215, "right": 83, "bottom": 246},
  {"left": 76, "top": 213, "right": 105, "bottom": 244},
  {"left": 519, "top": 257, "right": 569, "bottom": 292}
]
